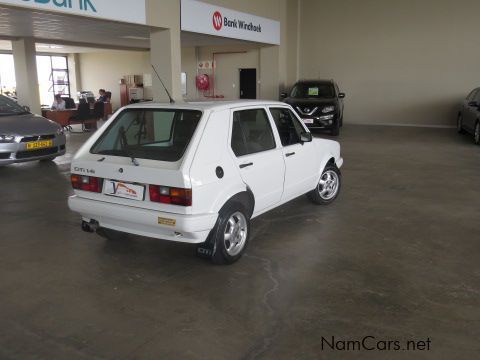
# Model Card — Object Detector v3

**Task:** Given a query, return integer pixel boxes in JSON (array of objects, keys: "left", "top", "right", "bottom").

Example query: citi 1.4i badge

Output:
[{"left": 212, "top": 11, "right": 223, "bottom": 31}]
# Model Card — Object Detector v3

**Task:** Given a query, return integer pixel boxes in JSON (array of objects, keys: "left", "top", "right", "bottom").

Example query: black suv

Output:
[
  {"left": 282, "top": 79, "right": 345, "bottom": 136},
  {"left": 457, "top": 87, "right": 480, "bottom": 145}
]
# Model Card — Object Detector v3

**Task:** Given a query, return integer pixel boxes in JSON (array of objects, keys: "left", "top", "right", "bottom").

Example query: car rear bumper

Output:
[{"left": 68, "top": 195, "right": 218, "bottom": 244}]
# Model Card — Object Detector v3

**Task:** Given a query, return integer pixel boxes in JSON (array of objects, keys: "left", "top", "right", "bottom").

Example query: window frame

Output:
[
  {"left": 229, "top": 107, "right": 278, "bottom": 158},
  {"left": 89, "top": 107, "right": 203, "bottom": 163},
  {"left": 268, "top": 106, "right": 309, "bottom": 148}
]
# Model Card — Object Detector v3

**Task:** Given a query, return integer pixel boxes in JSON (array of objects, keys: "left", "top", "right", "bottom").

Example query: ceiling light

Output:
[
  {"left": 121, "top": 35, "right": 150, "bottom": 40},
  {"left": 36, "top": 44, "right": 64, "bottom": 49}
]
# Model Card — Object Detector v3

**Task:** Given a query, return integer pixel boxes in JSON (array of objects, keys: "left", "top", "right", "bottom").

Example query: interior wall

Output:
[
  {"left": 198, "top": 0, "right": 296, "bottom": 96},
  {"left": 181, "top": 47, "right": 197, "bottom": 100},
  {"left": 298, "top": 0, "right": 480, "bottom": 126},
  {"left": 78, "top": 50, "right": 152, "bottom": 110},
  {"left": 182, "top": 45, "right": 260, "bottom": 101}
]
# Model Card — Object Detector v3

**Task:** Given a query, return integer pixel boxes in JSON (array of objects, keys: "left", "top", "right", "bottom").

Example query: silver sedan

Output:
[{"left": 0, "top": 95, "right": 66, "bottom": 166}]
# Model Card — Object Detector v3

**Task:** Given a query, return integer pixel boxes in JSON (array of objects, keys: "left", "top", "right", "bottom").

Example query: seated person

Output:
[
  {"left": 97, "top": 89, "right": 108, "bottom": 102},
  {"left": 51, "top": 94, "right": 66, "bottom": 110}
]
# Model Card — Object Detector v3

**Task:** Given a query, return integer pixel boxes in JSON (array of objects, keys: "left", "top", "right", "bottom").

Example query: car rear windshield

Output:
[
  {"left": 290, "top": 83, "right": 334, "bottom": 99},
  {"left": 0, "top": 95, "right": 28, "bottom": 116},
  {"left": 90, "top": 109, "right": 202, "bottom": 162}
]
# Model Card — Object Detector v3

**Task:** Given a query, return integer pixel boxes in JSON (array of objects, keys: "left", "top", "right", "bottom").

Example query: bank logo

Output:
[{"left": 212, "top": 11, "right": 223, "bottom": 31}]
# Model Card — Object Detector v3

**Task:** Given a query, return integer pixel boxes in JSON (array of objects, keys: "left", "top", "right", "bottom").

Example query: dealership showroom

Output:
[{"left": 1, "top": 0, "right": 479, "bottom": 359}]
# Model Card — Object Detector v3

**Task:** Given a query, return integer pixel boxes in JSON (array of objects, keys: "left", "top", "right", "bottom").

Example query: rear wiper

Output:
[{"left": 119, "top": 126, "right": 139, "bottom": 166}]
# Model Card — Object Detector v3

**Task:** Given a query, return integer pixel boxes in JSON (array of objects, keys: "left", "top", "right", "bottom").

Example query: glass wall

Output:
[
  {"left": 0, "top": 54, "right": 16, "bottom": 98},
  {"left": 0, "top": 54, "right": 70, "bottom": 106},
  {"left": 37, "top": 55, "right": 70, "bottom": 106}
]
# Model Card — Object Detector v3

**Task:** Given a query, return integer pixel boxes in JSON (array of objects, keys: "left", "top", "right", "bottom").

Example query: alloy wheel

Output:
[
  {"left": 318, "top": 170, "right": 340, "bottom": 201},
  {"left": 223, "top": 212, "right": 248, "bottom": 256}
]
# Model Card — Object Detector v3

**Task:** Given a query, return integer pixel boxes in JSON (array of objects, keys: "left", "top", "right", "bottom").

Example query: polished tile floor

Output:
[{"left": 0, "top": 125, "right": 479, "bottom": 359}]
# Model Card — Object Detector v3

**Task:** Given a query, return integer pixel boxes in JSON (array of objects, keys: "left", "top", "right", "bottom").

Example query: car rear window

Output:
[{"left": 91, "top": 109, "right": 202, "bottom": 162}]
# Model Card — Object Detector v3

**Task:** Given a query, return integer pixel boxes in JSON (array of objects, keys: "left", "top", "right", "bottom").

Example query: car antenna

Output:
[{"left": 151, "top": 64, "right": 175, "bottom": 104}]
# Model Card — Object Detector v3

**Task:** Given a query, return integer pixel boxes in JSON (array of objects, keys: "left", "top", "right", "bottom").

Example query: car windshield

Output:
[
  {"left": 0, "top": 95, "right": 28, "bottom": 116},
  {"left": 91, "top": 108, "right": 202, "bottom": 162},
  {"left": 290, "top": 83, "right": 334, "bottom": 99}
]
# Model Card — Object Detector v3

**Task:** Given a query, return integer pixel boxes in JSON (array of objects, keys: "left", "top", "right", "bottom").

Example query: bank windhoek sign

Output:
[
  {"left": 181, "top": 0, "right": 280, "bottom": 45},
  {"left": 0, "top": 0, "right": 146, "bottom": 24}
]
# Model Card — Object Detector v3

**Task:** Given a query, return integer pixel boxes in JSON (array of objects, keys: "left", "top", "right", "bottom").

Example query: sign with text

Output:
[
  {"left": 181, "top": 0, "right": 280, "bottom": 45},
  {"left": 0, "top": 0, "right": 146, "bottom": 25}
]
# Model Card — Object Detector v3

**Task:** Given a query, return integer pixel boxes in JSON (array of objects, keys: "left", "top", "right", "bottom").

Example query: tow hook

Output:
[{"left": 81, "top": 220, "right": 100, "bottom": 233}]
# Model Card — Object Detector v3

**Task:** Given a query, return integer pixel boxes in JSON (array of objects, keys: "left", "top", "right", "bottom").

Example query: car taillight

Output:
[
  {"left": 71, "top": 175, "right": 103, "bottom": 193},
  {"left": 149, "top": 185, "right": 192, "bottom": 206}
]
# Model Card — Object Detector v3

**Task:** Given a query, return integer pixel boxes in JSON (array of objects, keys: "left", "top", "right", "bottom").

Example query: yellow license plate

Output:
[{"left": 26, "top": 140, "right": 53, "bottom": 150}]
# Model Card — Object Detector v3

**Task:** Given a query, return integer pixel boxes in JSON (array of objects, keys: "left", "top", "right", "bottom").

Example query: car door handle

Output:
[
  {"left": 286, "top": 152, "right": 296, "bottom": 157},
  {"left": 239, "top": 162, "right": 253, "bottom": 169}
]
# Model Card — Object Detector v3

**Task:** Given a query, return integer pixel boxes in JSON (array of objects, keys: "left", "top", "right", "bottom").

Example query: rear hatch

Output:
[{"left": 71, "top": 107, "right": 203, "bottom": 215}]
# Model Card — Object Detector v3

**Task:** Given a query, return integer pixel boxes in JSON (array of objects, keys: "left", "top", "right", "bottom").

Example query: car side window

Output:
[
  {"left": 474, "top": 90, "right": 480, "bottom": 102},
  {"left": 269, "top": 108, "right": 305, "bottom": 147},
  {"left": 231, "top": 109, "right": 276, "bottom": 157}
]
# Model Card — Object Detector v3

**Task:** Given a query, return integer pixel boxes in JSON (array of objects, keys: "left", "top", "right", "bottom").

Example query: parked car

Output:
[
  {"left": 0, "top": 95, "right": 66, "bottom": 166},
  {"left": 457, "top": 88, "right": 480, "bottom": 145},
  {"left": 68, "top": 101, "right": 343, "bottom": 264},
  {"left": 282, "top": 79, "right": 345, "bottom": 136}
]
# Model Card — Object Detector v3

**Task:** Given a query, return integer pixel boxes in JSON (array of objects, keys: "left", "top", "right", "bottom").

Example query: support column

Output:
[
  {"left": 260, "top": 45, "right": 280, "bottom": 100},
  {"left": 150, "top": 28, "right": 182, "bottom": 103},
  {"left": 12, "top": 38, "right": 41, "bottom": 114},
  {"left": 68, "top": 53, "right": 82, "bottom": 97}
]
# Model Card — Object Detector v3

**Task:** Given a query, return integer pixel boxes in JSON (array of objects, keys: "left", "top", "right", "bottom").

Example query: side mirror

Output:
[
  {"left": 300, "top": 131, "right": 313, "bottom": 143},
  {"left": 338, "top": 93, "right": 345, "bottom": 99},
  {"left": 469, "top": 101, "right": 479, "bottom": 107},
  {"left": 23, "top": 105, "right": 31, "bottom": 112},
  {"left": 280, "top": 92, "right": 288, "bottom": 99}
]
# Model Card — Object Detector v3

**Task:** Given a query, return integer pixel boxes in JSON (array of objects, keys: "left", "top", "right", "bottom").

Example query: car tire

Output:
[
  {"left": 307, "top": 163, "right": 341, "bottom": 205},
  {"left": 210, "top": 203, "right": 251, "bottom": 265},
  {"left": 475, "top": 121, "right": 480, "bottom": 145},
  {"left": 457, "top": 114, "right": 465, "bottom": 134},
  {"left": 330, "top": 121, "right": 340, "bottom": 136}
]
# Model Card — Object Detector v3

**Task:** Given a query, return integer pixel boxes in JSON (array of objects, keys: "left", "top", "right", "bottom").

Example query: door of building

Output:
[{"left": 239, "top": 68, "right": 257, "bottom": 99}]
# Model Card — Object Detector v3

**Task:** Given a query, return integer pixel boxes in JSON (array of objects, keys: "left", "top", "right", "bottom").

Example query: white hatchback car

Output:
[{"left": 68, "top": 101, "right": 343, "bottom": 264}]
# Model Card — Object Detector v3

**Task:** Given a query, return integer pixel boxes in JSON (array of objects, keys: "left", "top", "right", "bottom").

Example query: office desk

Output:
[
  {"left": 44, "top": 110, "right": 77, "bottom": 127},
  {"left": 45, "top": 109, "right": 98, "bottom": 130}
]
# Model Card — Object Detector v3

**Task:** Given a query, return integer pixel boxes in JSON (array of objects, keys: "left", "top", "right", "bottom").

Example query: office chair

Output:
[
  {"left": 93, "top": 101, "right": 104, "bottom": 120},
  {"left": 68, "top": 103, "right": 91, "bottom": 132},
  {"left": 62, "top": 97, "right": 76, "bottom": 109}
]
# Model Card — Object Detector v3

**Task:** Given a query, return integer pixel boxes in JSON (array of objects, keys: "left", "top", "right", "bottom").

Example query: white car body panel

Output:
[{"left": 68, "top": 100, "right": 343, "bottom": 243}]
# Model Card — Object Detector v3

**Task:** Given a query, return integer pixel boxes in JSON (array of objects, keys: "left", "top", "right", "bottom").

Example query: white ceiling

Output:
[
  {"left": 0, "top": 5, "right": 265, "bottom": 54},
  {"left": 0, "top": 39, "right": 124, "bottom": 54},
  {"left": 0, "top": 5, "right": 151, "bottom": 50}
]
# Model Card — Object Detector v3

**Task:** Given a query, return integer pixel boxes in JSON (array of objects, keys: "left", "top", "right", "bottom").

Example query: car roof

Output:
[{"left": 124, "top": 100, "right": 288, "bottom": 112}]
